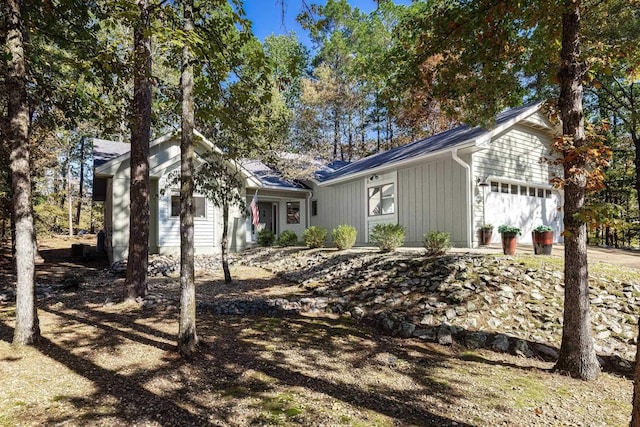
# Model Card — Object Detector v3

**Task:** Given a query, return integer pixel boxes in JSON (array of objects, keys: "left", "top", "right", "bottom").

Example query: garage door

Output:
[{"left": 484, "top": 181, "right": 563, "bottom": 244}]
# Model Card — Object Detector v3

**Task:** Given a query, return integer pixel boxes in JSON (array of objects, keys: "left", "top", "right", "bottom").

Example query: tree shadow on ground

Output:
[
  {"left": 1, "top": 293, "right": 477, "bottom": 426},
  {"left": 0, "top": 245, "right": 633, "bottom": 426}
]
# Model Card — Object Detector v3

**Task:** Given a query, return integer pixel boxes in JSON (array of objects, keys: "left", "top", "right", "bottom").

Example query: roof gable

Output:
[
  {"left": 93, "top": 139, "right": 130, "bottom": 168},
  {"left": 93, "top": 131, "right": 310, "bottom": 192},
  {"left": 318, "top": 102, "right": 547, "bottom": 184},
  {"left": 241, "top": 159, "right": 310, "bottom": 191}
]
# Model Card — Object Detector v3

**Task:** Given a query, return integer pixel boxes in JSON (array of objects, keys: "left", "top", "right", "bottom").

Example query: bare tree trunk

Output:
[
  {"left": 75, "top": 137, "right": 86, "bottom": 227},
  {"left": 221, "top": 200, "right": 231, "bottom": 283},
  {"left": 333, "top": 110, "right": 339, "bottom": 160},
  {"left": 124, "top": 0, "right": 152, "bottom": 301},
  {"left": 67, "top": 161, "right": 73, "bottom": 237},
  {"left": 5, "top": 0, "right": 40, "bottom": 345},
  {"left": 632, "top": 132, "right": 640, "bottom": 219},
  {"left": 633, "top": 121, "right": 640, "bottom": 427},
  {"left": 178, "top": 0, "right": 199, "bottom": 358},
  {"left": 632, "top": 317, "right": 640, "bottom": 426},
  {"left": 553, "top": 0, "right": 600, "bottom": 381}
]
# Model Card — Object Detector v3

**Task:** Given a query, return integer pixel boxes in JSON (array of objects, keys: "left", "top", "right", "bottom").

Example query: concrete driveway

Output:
[{"left": 450, "top": 243, "right": 640, "bottom": 270}]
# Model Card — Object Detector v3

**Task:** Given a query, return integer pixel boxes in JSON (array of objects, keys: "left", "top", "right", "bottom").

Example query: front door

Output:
[{"left": 257, "top": 201, "right": 277, "bottom": 234}]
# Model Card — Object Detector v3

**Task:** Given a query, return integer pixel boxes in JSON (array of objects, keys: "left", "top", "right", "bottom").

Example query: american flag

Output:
[{"left": 250, "top": 191, "right": 259, "bottom": 226}]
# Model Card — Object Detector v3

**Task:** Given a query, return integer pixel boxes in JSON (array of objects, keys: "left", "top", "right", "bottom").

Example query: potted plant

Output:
[
  {"left": 532, "top": 225, "right": 554, "bottom": 255},
  {"left": 498, "top": 225, "right": 521, "bottom": 255},
  {"left": 478, "top": 224, "right": 493, "bottom": 246}
]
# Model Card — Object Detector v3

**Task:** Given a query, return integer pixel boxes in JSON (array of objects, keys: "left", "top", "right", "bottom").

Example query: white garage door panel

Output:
[{"left": 485, "top": 191, "right": 562, "bottom": 244}]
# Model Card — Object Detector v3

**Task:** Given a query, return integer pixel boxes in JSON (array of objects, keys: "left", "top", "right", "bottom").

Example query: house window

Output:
[
  {"left": 311, "top": 200, "right": 318, "bottom": 216},
  {"left": 171, "top": 195, "right": 206, "bottom": 218},
  {"left": 520, "top": 185, "right": 527, "bottom": 195},
  {"left": 529, "top": 187, "right": 536, "bottom": 197},
  {"left": 545, "top": 189, "right": 552, "bottom": 199},
  {"left": 286, "top": 202, "right": 300, "bottom": 224},
  {"left": 368, "top": 184, "right": 394, "bottom": 216},
  {"left": 491, "top": 182, "right": 499, "bottom": 192},
  {"left": 510, "top": 185, "right": 518, "bottom": 195},
  {"left": 537, "top": 188, "right": 544, "bottom": 198},
  {"left": 501, "top": 183, "right": 509, "bottom": 193}
]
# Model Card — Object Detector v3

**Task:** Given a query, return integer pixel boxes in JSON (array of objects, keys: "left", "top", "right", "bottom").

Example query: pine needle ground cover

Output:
[{"left": 0, "top": 237, "right": 633, "bottom": 426}]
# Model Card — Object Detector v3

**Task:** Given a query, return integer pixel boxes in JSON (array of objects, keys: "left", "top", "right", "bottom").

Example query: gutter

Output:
[
  {"left": 319, "top": 103, "right": 545, "bottom": 188},
  {"left": 451, "top": 148, "right": 473, "bottom": 248},
  {"left": 320, "top": 142, "right": 476, "bottom": 186}
]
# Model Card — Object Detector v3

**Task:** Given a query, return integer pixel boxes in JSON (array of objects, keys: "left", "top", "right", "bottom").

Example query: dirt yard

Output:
[{"left": 0, "top": 236, "right": 634, "bottom": 426}]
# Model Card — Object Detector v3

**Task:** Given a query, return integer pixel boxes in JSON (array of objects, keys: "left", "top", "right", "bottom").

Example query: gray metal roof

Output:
[
  {"left": 241, "top": 159, "right": 310, "bottom": 191},
  {"left": 318, "top": 103, "right": 541, "bottom": 183},
  {"left": 93, "top": 138, "right": 130, "bottom": 168}
]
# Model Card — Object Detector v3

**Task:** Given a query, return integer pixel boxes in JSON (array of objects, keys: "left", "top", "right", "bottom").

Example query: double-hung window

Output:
[{"left": 171, "top": 195, "right": 206, "bottom": 218}]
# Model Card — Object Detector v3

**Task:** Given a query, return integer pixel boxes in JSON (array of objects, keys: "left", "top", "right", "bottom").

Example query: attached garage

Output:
[
  {"left": 483, "top": 180, "right": 563, "bottom": 244},
  {"left": 312, "top": 102, "right": 564, "bottom": 248}
]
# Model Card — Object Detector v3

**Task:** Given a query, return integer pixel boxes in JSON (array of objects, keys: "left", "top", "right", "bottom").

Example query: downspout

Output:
[
  {"left": 305, "top": 190, "right": 313, "bottom": 228},
  {"left": 451, "top": 148, "right": 473, "bottom": 248}
]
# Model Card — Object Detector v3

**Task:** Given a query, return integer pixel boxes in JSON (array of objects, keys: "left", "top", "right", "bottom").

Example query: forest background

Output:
[
  {"left": 2, "top": 0, "right": 636, "bottom": 248},
  {"left": 3, "top": 0, "right": 640, "bottom": 408}
]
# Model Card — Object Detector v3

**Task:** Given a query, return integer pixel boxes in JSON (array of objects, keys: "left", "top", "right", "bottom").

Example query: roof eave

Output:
[
  {"left": 319, "top": 102, "right": 546, "bottom": 186},
  {"left": 319, "top": 141, "right": 477, "bottom": 186}
]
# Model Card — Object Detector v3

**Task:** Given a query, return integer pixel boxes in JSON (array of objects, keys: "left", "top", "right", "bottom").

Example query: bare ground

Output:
[{"left": 0, "top": 236, "right": 633, "bottom": 426}]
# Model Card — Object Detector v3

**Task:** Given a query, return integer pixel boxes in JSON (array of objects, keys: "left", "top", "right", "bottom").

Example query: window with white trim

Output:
[
  {"left": 286, "top": 201, "right": 300, "bottom": 224},
  {"left": 368, "top": 184, "right": 394, "bottom": 216},
  {"left": 489, "top": 181, "right": 553, "bottom": 199},
  {"left": 171, "top": 195, "right": 206, "bottom": 218}
]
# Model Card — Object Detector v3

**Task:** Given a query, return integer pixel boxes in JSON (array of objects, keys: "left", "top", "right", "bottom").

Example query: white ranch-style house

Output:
[{"left": 93, "top": 102, "right": 563, "bottom": 263}]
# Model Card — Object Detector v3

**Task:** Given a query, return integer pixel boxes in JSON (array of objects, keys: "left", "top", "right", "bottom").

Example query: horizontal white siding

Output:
[
  {"left": 471, "top": 124, "right": 563, "bottom": 245},
  {"left": 397, "top": 157, "right": 468, "bottom": 247},
  {"left": 473, "top": 124, "right": 557, "bottom": 183},
  {"left": 157, "top": 174, "right": 216, "bottom": 253}
]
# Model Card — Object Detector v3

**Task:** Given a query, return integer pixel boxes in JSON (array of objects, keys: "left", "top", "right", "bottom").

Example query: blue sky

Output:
[{"left": 243, "top": 0, "right": 412, "bottom": 49}]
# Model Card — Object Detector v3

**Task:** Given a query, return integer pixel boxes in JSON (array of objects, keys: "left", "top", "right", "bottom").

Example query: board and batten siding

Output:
[
  {"left": 397, "top": 157, "right": 468, "bottom": 246},
  {"left": 213, "top": 203, "right": 247, "bottom": 252},
  {"left": 277, "top": 199, "right": 307, "bottom": 238},
  {"left": 111, "top": 176, "right": 131, "bottom": 263},
  {"left": 310, "top": 180, "right": 365, "bottom": 244}
]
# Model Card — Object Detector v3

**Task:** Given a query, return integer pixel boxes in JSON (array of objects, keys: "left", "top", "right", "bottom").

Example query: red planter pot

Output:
[
  {"left": 501, "top": 233, "right": 518, "bottom": 255},
  {"left": 533, "top": 231, "right": 554, "bottom": 255},
  {"left": 478, "top": 229, "right": 493, "bottom": 246}
]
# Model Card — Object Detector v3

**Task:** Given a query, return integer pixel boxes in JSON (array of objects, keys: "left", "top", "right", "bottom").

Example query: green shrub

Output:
[
  {"left": 276, "top": 230, "right": 298, "bottom": 247},
  {"left": 304, "top": 226, "right": 327, "bottom": 248},
  {"left": 498, "top": 225, "right": 522, "bottom": 235},
  {"left": 332, "top": 224, "right": 357, "bottom": 250},
  {"left": 34, "top": 202, "right": 67, "bottom": 235},
  {"left": 423, "top": 230, "right": 452, "bottom": 257},
  {"left": 370, "top": 223, "right": 405, "bottom": 252},
  {"left": 257, "top": 229, "right": 275, "bottom": 246},
  {"left": 533, "top": 224, "right": 553, "bottom": 232}
]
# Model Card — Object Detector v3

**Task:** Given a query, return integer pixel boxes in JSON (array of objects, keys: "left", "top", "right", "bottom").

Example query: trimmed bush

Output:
[
  {"left": 370, "top": 223, "right": 405, "bottom": 252},
  {"left": 277, "top": 230, "right": 298, "bottom": 247},
  {"left": 332, "top": 224, "right": 357, "bottom": 250},
  {"left": 304, "top": 226, "right": 327, "bottom": 249},
  {"left": 257, "top": 229, "right": 275, "bottom": 246},
  {"left": 423, "top": 230, "right": 452, "bottom": 257}
]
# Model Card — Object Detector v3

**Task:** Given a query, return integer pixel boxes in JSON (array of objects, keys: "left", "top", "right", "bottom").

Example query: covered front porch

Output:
[{"left": 245, "top": 188, "right": 311, "bottom": 245}]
